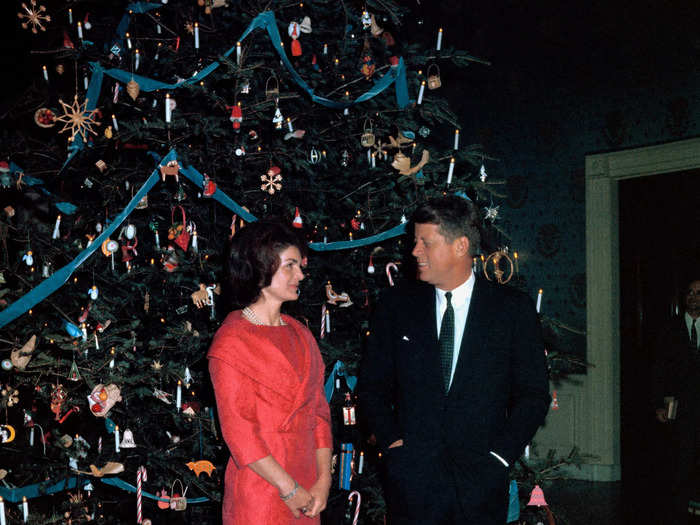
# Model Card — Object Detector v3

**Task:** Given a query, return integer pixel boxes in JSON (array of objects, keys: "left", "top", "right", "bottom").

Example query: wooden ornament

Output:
[
  {"left": 11, "top": 334, "right": 36, "bottom": 370},
  {"left": 126, "top": 79, "right": 140, "bottom": 100},
  {"left": 427, "top": 64, "right": 441, "bottom": 90},
  {"left": 360, "top": 119, "right": 375, "bottom": 147}
]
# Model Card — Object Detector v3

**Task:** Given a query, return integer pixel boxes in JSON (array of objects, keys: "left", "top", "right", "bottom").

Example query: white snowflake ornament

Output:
[{"left": 484, "top": 204, "right": 500, "bottom": 223}]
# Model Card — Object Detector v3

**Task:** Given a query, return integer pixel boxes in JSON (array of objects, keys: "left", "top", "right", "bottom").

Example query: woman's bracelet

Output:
[{"left": 280, "top": 481, "right": 300, "bottom": 501}]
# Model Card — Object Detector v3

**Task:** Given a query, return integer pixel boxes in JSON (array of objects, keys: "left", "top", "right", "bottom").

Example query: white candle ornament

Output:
[
  {"left": 287, "top": 118, "right": 293, "bottom": 132},
  {"left": 22, "top": 497, "right": 28, "bottom": 522},
  {"left": 115, "top": 426, "right": 120, "bottom": 453},
  {"left": 417, "top": 81, "right": 425, "bottom": 105},
  {"left": 358, "top": 451, "right": 364, "bottom": 474},
  {"left": 52, "top": 215, "right": 61, "bottom": 239},
  {"left": 536, "top": 289, "right": 543, "bottom": 313},
  {"left": 323, "top": 43, "right": 328, "bottom": 55},
  {"left": 77, "top": 21, "right": 83, "bottom": 40},
  {"left": 0, "top": 496, "right": 5, "bottom": 525},
  {"left": 112, "top": 114, "right": 119, "bottom": 131},
  {"left": 371, "top": 152, "right": 376, "bottom": 168},
  {"left": 42, "top": 65, "right": 48, "bottom": 81},
  {"left": 176, "top": 380, "right": 182, "bottom": 411},
  {"left": 447, "top": 157, "right": 455, "bottom": 185},
  {"left": 194, "top": 22, "right": 200, "bottom": 49},
  {"left": 134, "top": 49, "right": 140, "bottom": 71},
  {"left": 83, "top": 74, "right": 89, "bottom": 90},
  {"left": 126, "top": 32, "right": 132, "bottom": 49},
  {"left": 165, "top": 94, "right": 172, "bottom": 123},
  {"left": 453, "top": 129, "right": 460, "bottom": 150},
  {"left": 68, "top": 8, "right": 73, "bottom": 24},
  {"left": 436, "top": 27, "right": 443, "bottom": 51},
  {"left": 236, "top": 41, "right": 241, "bottom": 65},
  {"left": 156, "top": 22, "right": 162, "bottom": 34}
]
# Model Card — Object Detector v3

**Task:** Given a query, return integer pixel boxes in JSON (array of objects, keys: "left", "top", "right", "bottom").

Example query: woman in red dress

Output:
[{"left": 208, "top": 220, "right": 332, "bottom": 524}]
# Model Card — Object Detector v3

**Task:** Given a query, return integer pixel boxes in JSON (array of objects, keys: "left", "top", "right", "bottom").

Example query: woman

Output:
[{"left": 208, "top": 220, "right": 332, "bottom": 524}]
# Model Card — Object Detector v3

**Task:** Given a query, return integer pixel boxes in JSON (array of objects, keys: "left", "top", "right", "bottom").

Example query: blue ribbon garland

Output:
[
  {"left": 7, "top": 162, "right": 77, "bottom": 214},
  {"left": 86, "top": 11, "right": 408, "bottom": 106},
  {"left": 323, "top": 360, "right": 358, "bottom": 402},
  {"left": 0, "top": 477, "right": 89, "bottom": 503},
  {"left": 0, "top": 149, "right": 406, "bottom": 328},
  {"left": 63, "top": 9, "right": 408, "bottom": 168},
  {"left": 100, "top": 477, "right": 209, "bottom": 504},
  {"left": 232, "top": 11, "right": 409, "bottom": 110},
  {"left": 506, "top": 479, "right": 520, "bottom": 522},
  {"left": 0, "top": 150, "right": 176, "bottom": 328},
  {"left": 0, "top": 475, "right": 209, "bottom": 504}
]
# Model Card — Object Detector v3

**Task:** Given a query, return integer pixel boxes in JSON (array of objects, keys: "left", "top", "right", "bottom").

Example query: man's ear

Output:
[{"left": 455, "top": 236, "right": 470, "bottom": 257}]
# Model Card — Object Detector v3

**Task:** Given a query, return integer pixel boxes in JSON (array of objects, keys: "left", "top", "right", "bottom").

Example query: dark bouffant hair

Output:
[
  {"left": 412, "top": 195, "right": 482, "bottom": 256},
  {"left": 226, "top": 219, "right": 307, "bottom": 307}
]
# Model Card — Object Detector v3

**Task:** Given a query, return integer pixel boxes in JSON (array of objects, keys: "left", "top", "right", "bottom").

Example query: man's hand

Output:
[
  {"left": 388, "top": 439, "right": 404, "bottom": 449},
  {"left": 304, "top": 476, "right": 331, "bottom": 518},
  {"left": 655, "top": 408, "right": 668, "bottom": 423}
]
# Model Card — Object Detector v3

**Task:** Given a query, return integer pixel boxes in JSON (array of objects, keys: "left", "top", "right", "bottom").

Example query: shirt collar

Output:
[{"left": 435, "top": 272, "right": 475, "bottom": 308}]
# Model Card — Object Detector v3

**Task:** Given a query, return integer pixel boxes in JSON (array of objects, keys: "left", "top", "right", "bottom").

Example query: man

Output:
[
  {"left": 652, "top": 279, "right": 700, "bottom": 524},
  {"left": 358, "top": 196, "right": 550, "bottom": 525}
]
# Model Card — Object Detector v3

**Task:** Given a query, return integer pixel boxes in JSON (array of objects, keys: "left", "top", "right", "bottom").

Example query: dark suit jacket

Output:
[
  {"left": 652, "top": 316, "right": 700, "bottom": 425},
  {"left": 358, "top": 278, "right": 550, "bottom": 521}
]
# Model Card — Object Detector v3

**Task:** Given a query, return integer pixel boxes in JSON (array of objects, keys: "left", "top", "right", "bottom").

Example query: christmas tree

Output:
[{"left": 0, "top": 0, "right": 583, "bottom": 523}]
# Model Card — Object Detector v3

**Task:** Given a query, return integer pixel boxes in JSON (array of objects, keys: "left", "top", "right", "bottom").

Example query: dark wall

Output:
[{"left": 432, "top": 2, "right": 700, "bottom": 358}]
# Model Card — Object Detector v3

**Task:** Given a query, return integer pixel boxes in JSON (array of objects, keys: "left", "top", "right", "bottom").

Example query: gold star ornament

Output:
[
  {"left": 55, "top": 96, "right": 100, "bottom": 142},
  {"left": 17, "top": 0, "right": 50, "bottom": 33}
]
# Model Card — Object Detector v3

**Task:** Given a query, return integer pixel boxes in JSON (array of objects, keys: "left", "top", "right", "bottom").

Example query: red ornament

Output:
[
  {"left": 63, "top": 31, "right": 75, "bottom": 49},
  {"left": 228, "top": 104, "right": 243, "bottom": 131},
  {"left": 202, "top": 173, "right": 217, "bottom": 197},
  {"left": 292, "top": 207, "right": 303, "bottom": 229}
]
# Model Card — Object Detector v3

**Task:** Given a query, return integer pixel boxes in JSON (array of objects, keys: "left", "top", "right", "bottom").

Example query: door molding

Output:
[{"left": 535, "top": 137, "right": 700, "bottom": 481}]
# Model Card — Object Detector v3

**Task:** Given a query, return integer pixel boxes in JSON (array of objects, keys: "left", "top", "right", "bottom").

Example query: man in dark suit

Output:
[
  {"left": 358, "top": 196, "right": 550, "bottom": 525},
  {"left": 652, "top": 279, "right": 700, "bottom": 524}
]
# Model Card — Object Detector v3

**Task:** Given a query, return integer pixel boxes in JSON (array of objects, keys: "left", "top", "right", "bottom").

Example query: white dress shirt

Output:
[
  {"left": 685, "top": 312, "right": 699, "bottom": 348},
  {"left": 435, "top": 272, "right": 475, "bottom": 390}
]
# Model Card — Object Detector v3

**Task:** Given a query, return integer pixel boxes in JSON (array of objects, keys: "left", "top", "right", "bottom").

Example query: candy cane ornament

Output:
[
  {"left": 385, "top": 262, "right": 399, "bottom": 286},
  {"left": 348, "top": 490, "right": 361, "bottom": 525},
  {"left": 320, "top": 304, "right": 327, "bottom": 339},
  {"left": 136, "top": 466, "right": 147, "bottom": 523}
]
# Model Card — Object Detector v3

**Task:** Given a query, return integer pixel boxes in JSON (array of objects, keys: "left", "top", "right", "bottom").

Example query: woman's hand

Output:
[
  {"left": 303, "top": 476, "right": 331, "bottom": 518},
  {"left": 283, "top": 484, "right": 314, "bottom": 519}
]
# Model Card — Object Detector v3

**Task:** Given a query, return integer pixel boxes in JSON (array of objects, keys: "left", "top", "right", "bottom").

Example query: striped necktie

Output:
[{"left": 439, "top": 292, "right": 454, "bottom": 393}]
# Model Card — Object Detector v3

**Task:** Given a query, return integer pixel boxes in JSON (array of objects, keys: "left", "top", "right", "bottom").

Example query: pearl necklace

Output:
[{"left": 242, "top": 307, "right": 286, "bottom": 326}]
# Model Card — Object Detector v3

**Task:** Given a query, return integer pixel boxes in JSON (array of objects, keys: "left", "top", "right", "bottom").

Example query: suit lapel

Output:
[{"left": 450, "top": 278, "right": 491, "bottom": 395}]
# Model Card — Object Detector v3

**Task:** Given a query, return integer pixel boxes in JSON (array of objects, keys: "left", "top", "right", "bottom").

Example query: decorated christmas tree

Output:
[{"left": 0, "top": 0, "right": 584, "bottom": 523}]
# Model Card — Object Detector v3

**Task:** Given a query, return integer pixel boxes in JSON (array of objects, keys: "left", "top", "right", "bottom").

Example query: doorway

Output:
[{"left": 619, "top": 169, "right": 700, "bottom": 524}]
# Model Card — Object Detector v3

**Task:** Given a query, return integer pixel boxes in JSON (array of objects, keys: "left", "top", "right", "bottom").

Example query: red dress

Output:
[{"left": 208, "top": 311, "right": 332, "bottom": 525}]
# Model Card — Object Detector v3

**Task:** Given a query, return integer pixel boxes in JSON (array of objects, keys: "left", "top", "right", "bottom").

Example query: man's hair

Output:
[
  {"left": 225, "top": 219, "right": 307, "bottom": 307},
  {"left": 412, "top": 195, "right": 481, "bottom": 256}
]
